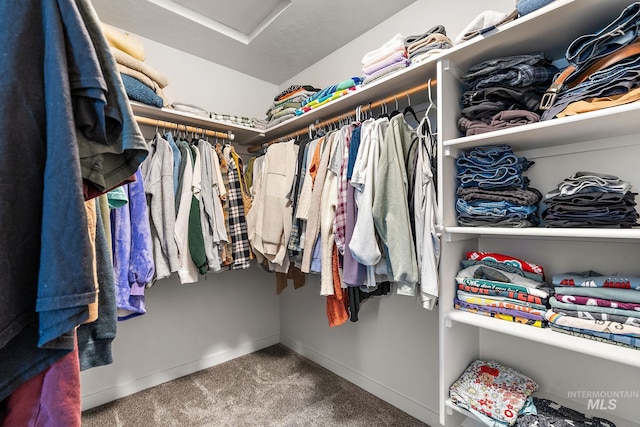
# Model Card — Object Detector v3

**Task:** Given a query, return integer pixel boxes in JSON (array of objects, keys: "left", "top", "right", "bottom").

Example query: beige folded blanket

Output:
[
  {"left": 101, "top": 23, "right": 145, "bottom": 61},
  {"left": 112, "top": 46, "right": 169, "bottom": 88}
]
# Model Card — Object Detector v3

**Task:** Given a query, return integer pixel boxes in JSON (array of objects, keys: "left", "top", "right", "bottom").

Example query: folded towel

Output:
[
  {"left": 363, "top": 50, "right": 408, "bottom": 75},
  {"left": 170, "top": 102, "right": 209, "bottom": 117},
  {"left": 101, "top": 23, "right": 145, "bottom": 61},
  {"left": 454, "top": 10, "right": 517, "bottom": 45},
  {"left": 211, "top": 112, "right": 255, "bottom": 127},
  {"left": 362, "top": 61, "right": 409, "bottom": 86},
  {"left": 403, "top": 25, "right": 446, "bottom": 47},
  {"left": 410, "top": 48, "right": 448, "bottom": 65},
  {"left": 121, "top": 74, "right": 164, "bottom": 108},
  {"left": 362, "top": 33, "right": 406, "bottom": 66},
  {"left": 112, "top": 47, "right": 169, "bottom": 88},
  {"left": 407, "top": 33, "right": 453, "bottom": 55}
]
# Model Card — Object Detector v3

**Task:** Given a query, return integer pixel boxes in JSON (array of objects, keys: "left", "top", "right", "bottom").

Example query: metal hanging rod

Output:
[
  {"left": 135, "top": 116, "right": 235, "bottom": 140},
  {"left": 247, "top": 78, "right": 436, "bottom": 153}
]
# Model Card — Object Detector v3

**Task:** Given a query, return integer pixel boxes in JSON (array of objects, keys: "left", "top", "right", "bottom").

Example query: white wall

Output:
[
  {"left": 277, "top": 1, "right": 515, "bottom": 425},
  {"left": 279, "top": 0, "right": 516, "bottom": 91},
  {"left": 81, "top": 36, "right": 281, "bottom": 409},
  {"left": 280, "top": 278, "right": 441, "bottom": 425},
  {"left": 81, "top": 268, "right": 280, "bottom": 410},
  {"left": 138, "top": 35, "right": 278, "bottom": 119}
]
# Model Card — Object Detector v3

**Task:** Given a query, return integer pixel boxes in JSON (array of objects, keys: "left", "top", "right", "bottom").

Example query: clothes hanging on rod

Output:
[
  {"left": 134, "top": 115, "right": 235, "bottom": 141},
  {"left": 246, "top": 93, "right": 441, "bottom": 325}
]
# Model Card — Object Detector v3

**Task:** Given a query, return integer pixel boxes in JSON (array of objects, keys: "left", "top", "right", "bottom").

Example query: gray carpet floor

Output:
[{"left": 82, "top": 344, "right": 429, "bottom": 427}]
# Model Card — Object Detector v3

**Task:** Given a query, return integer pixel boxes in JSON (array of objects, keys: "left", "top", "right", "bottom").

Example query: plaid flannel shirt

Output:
[
  {"left": 226, "top": 159, "right": 252, "bottom": 270},
  {"left": 333, "top": 125, "right": 352, "bottom": 254}
]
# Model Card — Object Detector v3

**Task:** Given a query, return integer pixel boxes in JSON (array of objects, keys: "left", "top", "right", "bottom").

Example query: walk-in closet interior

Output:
[{"left": 2, "top": 1, "right": 640, "bottom": 426}]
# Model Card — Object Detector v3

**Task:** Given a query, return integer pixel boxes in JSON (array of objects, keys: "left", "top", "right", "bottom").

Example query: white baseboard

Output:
[
  {"left": 81, "top": 334, "right": 280, "bottom": 411},
  {"left": 280, "top": 334, "right": 440, "bottom": 427}
]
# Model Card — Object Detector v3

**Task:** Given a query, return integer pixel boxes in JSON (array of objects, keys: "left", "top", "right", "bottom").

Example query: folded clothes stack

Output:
[
  {"left": 403, "top": 25, "right": 453, "bottom": 65},
  {"left": 295, "top": 77, "right": 362, "bottom": 115},
  {"left": 455, "top": 251, "right": 550, "bottom": 328},
  {"left": 170, "top": 102, "right": 209, "bottom": 117},
  {"left": 455, "top": 145, "right": 540, "bottom": 227},
  {"left": 458, "top": 52, "right": 558, "bottom": 136},
  {"left": 168, "top": 102, "right": 266, "bottom": 129},
  {"left": 540, "top": 2, "right": 640, "bottom": 120},
  {"left": 541, "top": 171, "right": 639, "bottom": 228},
  {"left": 454, "top": 9, "right": 518, "bottom": 45},
  {"left": 547, "top": 271, "right": 640, "bottom": 349},
  {"left": 101, "top": 23, "right": 170, "bottom": 108},
  {"left": 361, "top": 33, "right": 408, "bottom": 86},
  {"left": 265, "top": 85, "right": 320, "bottom": 128}
]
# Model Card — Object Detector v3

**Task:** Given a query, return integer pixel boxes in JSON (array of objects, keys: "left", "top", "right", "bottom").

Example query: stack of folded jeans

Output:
[
  {"left": 361, "top": 33, "right": 409, "bottom": 86},
  {"left": 541, "top": 2, "right": 640, "bottom": 120},
  {"left": 403, "top": 25, "right": 453, "bottom": 65},
  {"left": 458, "top": 52, "right": 558, "bottom": 136},
  {"left": 541, "top": 171, "right": 639, "bottom": 228},
  {"left": 456, "top": 145, "right": 540, "bottom": 227}
]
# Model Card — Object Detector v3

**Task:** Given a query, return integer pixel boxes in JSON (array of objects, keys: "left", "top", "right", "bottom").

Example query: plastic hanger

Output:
[
  {"left": 390, "top": 94, "right": 401, "bottom": 118},
  {"left": 425, "top": 78, "right": 436, "bottom": 118},
  {"left": 377, "top": 100, "right": 389, "bottom": 119},
  {"left": 403, "top": 90, "right": 419, "bottom": 124}
]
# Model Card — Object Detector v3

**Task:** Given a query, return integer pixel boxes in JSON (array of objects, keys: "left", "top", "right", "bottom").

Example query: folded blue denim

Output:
[
  {"left": 456, "top": 198, "right": 538, "bottom": 217},
  {"left": 457, "top": 144, "right": 520, "bottom": 163},
  {"left": 457, "top": 145, "right": 533, "bottom": 189},
  {"left": 516, "top": 0, "right": 556, "bottom": 16},
  {"left": 457, "top": 149, "right": 533, "bottom": 174},
  {"left": 541, "top": 54, "right": 640, "bottom": 119},
  {"left": 565, "top": 2, "right": 640, "bottom": 81}
]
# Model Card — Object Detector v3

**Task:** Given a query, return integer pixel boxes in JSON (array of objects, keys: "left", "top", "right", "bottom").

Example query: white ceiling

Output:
[{"left": 90, "top": 0, "right": 417, "bottom": 85}]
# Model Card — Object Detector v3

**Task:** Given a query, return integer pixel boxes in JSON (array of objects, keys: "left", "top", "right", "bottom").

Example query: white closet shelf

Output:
[
  {"left": 442, "top": 102, "right": 640, "bottom": 156},
  {"left": 442, "top": 0, "right": 635, "bottom": 70},
  {"left": 445, "top": 310, "right": 640, "bottom": 368},
  {"left": 130, "top": 101, "right": 265, "bottom": 143},
  {"left": 259, "top": 57, "right": 440, "bottom": 143},
  {"left": 445, "top": 226, "right": 640, "bottom": 242}
]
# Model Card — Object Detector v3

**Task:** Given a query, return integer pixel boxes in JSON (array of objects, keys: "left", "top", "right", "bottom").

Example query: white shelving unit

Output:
[
  {"left": 437, "top": 1, "right": 640, "bottom": 426},
  {"left": 130, "top": 101, "right": 265, "bottom": 143}
]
